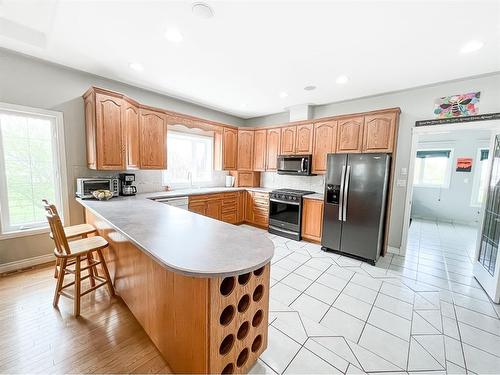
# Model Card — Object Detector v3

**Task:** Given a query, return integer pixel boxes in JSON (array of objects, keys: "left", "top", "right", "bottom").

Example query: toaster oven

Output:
[{"left": 76, "top": 178, "right": 119, "bottom": 199}]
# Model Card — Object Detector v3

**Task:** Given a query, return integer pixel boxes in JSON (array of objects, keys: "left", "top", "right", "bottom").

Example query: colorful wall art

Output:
[
  {"left": 434, "top": 92, "right": 480, "bottom": 118},
  {"left": 456, "top": 157, "right": 473, "bottom": 172}
]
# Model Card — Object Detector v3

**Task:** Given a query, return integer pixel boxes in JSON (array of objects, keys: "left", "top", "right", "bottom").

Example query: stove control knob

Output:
[{"left": 292, "top": 196, "right": 297, "bottom": 201}]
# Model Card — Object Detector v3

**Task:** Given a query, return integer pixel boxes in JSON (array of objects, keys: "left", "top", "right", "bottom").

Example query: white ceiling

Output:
[{"left": 0, "top": 0, "right": 499, "bottom": 119}]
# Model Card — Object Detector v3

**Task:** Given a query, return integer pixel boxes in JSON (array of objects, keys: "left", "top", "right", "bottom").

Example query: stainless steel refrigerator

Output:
[{"left": 321, "top": 153, "right": 390, "bottom": 264}]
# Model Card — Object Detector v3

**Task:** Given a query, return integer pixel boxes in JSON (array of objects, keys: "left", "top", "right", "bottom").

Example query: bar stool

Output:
[
  {"left": 42, "top": 200, "right": 97, "bottom": 279},
  {"left": 45, "top": 210, "right": 115, "bottom": 316}
]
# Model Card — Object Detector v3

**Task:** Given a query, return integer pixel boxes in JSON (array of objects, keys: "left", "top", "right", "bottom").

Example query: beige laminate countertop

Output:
[
  {"left": 141, "top": 187, "right": 322, "bottom": 201},
  {"left": 77, "top": 192, "right": 274, "bottom": 278},
  {"left": 303, "top": 193, "right": 324, "bottom": 201},
  {"left": 142, "top": 186, "right": 272, "bottom": 200}
]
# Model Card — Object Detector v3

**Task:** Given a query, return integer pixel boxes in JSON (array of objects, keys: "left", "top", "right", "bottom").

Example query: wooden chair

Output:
[
  {"left": 42, "top": 200, "right": 97, "bottom": 279},
  {"left": 45, "top": 210, "right": 114, "bottom": 316}
]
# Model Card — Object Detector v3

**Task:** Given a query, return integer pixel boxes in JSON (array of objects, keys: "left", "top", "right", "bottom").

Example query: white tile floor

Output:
[{"left": 241, "top": 219, "right": 500, "bottom": 374}]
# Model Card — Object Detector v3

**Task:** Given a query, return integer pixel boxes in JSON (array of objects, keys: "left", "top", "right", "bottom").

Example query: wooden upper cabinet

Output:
[
  {"left": 124, "top": 101, "right": 140, "bottom": 169},
  {"left": 337, "top": 116, "right": 364, "bottom": 153},
  {"left": 139, "top": 109, "right": 167, "bottom": 169},
  {"left": 237, "top": 129, "right": 254, "bottom": 171},
  {"left": 295, "top": 124, "right": 314, "bottom": 154},
  {"left": 223, "top": 128, "right": 238, "bottom": 170},
  {"left": 94, "top": 92, "right": 126, "bottom": 170},
  {"left": 363, "top": 112, "right": 397, "bottom": 153},
  {"left": 280, "top": 126, "right": 296, "bottom": 155},
  {"left": 253, "top": 129, "right": 267, "bottom": 171},
  {"left": 265, "top": 128, "right": 281, "bottom": 171},
  {"left": 312, "top": 120, "right": 337, "bottom": 174}
]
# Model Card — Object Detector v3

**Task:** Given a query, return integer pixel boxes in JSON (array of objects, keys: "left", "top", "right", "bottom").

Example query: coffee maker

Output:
[{"left": 119, "top": 173, "right": 137, "bottom": 196}]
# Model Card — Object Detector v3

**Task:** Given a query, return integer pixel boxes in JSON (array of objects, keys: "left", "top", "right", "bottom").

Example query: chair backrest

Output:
[
  {"left": 45, "top": 211, "right": 71, "bottom": 256},
  {"left": 42, "top": 199, "right": 59, "bottom": 216}
]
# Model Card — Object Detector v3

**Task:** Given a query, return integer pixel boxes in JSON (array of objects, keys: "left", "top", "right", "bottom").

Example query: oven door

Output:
[{"left": 269, "top": 198, "right": 301, "bottom": 232}]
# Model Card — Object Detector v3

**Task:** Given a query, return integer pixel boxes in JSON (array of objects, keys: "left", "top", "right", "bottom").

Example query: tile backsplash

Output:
[{"left": 261, "top": 172, "right": 325, "bottom": 193}]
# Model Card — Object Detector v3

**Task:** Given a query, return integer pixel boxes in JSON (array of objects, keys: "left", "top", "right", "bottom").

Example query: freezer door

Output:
[
  {"left": 321, "top": 154, "right": 347, "bottom": 251},
  {"left": 340, "top": 154, "right": 390, "bottom": 261}
]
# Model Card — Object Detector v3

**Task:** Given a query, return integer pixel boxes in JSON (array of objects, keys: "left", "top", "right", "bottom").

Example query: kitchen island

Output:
[{"left": 77, "top": 196, "right": 274, "bottom": 374}]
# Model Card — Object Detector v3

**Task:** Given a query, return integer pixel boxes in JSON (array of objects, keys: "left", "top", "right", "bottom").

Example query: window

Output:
[
  {"left": 471, "top": 148, "right": 490, "bottom": 207},
  {"left": 0, "top": 103, "right": 67, "bottom": 235},
  {"left": 413, "top": 149, "right": 453, "bottom": 188},
  {"left": 163, "top": 130, "right": 214, "bottom": 187}
]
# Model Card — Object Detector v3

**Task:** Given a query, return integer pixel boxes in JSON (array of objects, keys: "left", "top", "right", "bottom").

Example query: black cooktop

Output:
[{"left": 271, "top": 188, "right": 315, "bottom": 197}]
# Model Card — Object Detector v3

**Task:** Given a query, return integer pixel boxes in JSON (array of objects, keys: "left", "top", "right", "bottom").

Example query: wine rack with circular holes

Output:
[{"left": 209, "top": 263, "right": 270, "bottom": 374}]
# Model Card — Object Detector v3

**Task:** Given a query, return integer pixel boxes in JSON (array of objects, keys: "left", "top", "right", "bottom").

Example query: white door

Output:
[{"left": 473, "top": 132, "right": 500, "bottom": 303}]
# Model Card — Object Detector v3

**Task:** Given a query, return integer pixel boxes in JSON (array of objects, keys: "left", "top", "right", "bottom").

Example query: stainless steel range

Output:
[{"left": 268, "top": 188, "right": 315, "bottom": 241}]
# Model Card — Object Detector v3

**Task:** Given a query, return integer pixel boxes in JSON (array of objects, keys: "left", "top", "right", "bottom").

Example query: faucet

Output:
[{"left": 187, "top": 171, "right": 193, "bottom": 189}]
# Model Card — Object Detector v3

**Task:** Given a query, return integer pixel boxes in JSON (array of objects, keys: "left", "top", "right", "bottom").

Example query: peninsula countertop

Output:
[{"left": 77, "top": 193, "right": 275, "bottom": 278}]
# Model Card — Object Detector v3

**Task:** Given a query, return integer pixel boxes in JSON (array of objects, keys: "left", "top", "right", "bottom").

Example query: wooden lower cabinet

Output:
[
  {"left": 206, "top": 200, "right": 222, "bottom": 220},
  {"left": 189, "top": 192, "right": 245, "bottom": 224},
  {"left": 301, "top": 199, "right": 324, "bottom": 242},
  {"left": 189, "top": 201, "right": 207, "bottom": 216},
  {"left": 245, "top": 191, "right": 269, "bottom": 228},
  {"left": 189, "top": 191, "right": 269, "bottom": 229},
  {"left": 86, "top": 208, "right": 271, "bottom": 374}
]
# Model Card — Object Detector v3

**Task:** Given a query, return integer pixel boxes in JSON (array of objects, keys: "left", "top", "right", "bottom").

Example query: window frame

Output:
[
  {"left": 0, "top": 102, "right": 69, "bottom": 239},
  {"left": 413, "top": 147, "right": 454, "bottom": 189},
  {"left": 470, "top": 146, "right": 490, "bottom": 208},
  {"left": 163, "top": 129, "right": 215, "bottom": 189}
]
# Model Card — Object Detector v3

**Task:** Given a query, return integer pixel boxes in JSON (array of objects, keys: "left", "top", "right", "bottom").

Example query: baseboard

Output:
[
  {"left": 0, "top": 254, "right": 54, "bottom": 274},
  {"left": 411, "top": 216, "right": 478, "bottom": 227},
  {"left": 387, "top": 246, "right": 400, "bottom": 255}
]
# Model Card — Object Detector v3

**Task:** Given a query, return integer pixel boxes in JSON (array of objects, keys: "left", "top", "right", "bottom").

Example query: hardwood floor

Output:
[{"left": 0, "top": 265, "right": 171, "bottom": 374}]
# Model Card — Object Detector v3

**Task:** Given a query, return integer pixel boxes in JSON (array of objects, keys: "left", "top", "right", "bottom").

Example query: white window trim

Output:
[
  {"left": 0, "top": 102, "right": 69, "bottom": 239},
  {"left": 470, "top": 146, "right": 490, "bottom": 208},
  {"left": 163, "top": 130, "right": 215, "bottom": 189},
  {"left": 413, "top": 147, "right": 454, "bottom": 189}
]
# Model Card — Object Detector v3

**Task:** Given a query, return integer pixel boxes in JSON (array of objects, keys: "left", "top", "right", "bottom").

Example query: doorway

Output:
[{"left": 397, "top": 121, "right": 500, "bottom": 294}]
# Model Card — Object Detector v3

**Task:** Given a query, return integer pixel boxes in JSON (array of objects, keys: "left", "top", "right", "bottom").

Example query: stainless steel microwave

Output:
[
  {"left": 76, "top": 178, "right": 119, "bottom": 199},
  {"left": 277, "top": 154, "right": 312, "bottom": 176}
]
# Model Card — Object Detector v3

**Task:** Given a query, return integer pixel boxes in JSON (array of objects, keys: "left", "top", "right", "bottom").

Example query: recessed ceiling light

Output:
[
  {"left": 304, "top": 85, "right": 316, "bottom": 91},
  {"left": 336, "top": 75, "right": 349, "bottom": 84},
  {"left": 460, "top": 40, "right": 484, "bottom": 54},
  {"left": 192, "top": 2, "right": 214, "bottom": 19},
  {"left": 165, "top": 28, "right": 183, "bottom": 43},
  {"left": 128, "top": 62, "right": 144, "bottom": 72},
  {"left": 279, "top": 91, "right": 288, "bottom": 98}
]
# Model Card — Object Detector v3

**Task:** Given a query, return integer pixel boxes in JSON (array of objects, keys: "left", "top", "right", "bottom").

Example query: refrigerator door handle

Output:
[
  {"left": 338, "top": 165, "right": 346, "bottom": 221},
  {"left": 343, "top": 165, "right": 351, "bottom": 221}
]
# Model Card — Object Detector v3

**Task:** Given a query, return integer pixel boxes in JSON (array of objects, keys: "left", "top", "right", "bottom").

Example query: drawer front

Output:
[
  {"left": 221, "top": 212, "right": 238, "bottom": 224},
  {"left": 253, "top": 213, "right": 269, "bottom": 226},
  {"left": 253, "top": 192, "right": 269, "bottom": 201},
  {"left": 222, "top": 192, "right": 239, "bottom": 200},
  {"left": 189, "top": 193, "right": 222, "bottom": 201},
  {"left": 222, "top": 204, "right": 237, "bottom": 214}
]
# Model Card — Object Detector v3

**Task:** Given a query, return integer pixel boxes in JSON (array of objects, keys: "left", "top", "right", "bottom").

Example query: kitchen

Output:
[{"left": 1, "top": 1, "right": 500, "bottom": 374}]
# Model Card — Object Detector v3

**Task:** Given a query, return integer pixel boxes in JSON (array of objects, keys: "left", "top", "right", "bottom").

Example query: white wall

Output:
[
  {"left": 0, "top": 48, "right": 243, "bottom": 266},
  {"left": 244, "top": 73, "right": 500, "bottom": 250},
  {"left": 411, "top": 131, "right": 489, "bottom": 225}
]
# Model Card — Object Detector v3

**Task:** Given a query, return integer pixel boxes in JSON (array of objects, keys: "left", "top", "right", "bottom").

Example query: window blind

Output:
[{"left": 416, "top": 150, "right": 451, "bottom": 159}]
